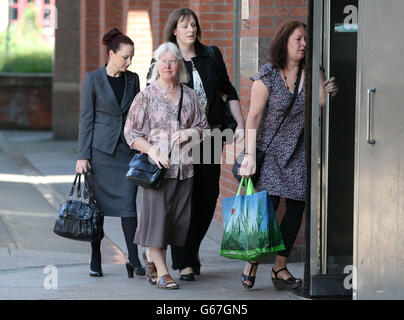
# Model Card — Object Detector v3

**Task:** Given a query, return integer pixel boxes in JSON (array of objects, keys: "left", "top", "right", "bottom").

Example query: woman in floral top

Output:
[
  {"left": 240, "top": 21, "right": 338, "bottom": 291},
  {"left": 124, "top": 42, "right": 206, "bottom": 290}
]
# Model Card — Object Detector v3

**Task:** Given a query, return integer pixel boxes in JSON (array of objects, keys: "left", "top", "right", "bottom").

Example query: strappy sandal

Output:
[
  {"left": 271, "top": 267, "right": 302, "bottom": 291},
  {"left": 241, "top": 262, "right": 259, "bottom": 289},
  {"left": 156, "top": 274, "right": 179, "bottom": 290},
  {"left": 142, "top": 251, "right": 157, "bottom": 285}
]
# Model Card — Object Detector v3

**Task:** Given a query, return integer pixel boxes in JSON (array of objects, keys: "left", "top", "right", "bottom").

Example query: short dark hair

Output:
[
  {"left": 269, "top": 20, "right": 307, "bottom": 69},
  {"left": 164, "top": 8, "right": 204, "bottom": 51},
  {"left": 102, "top": 28, "right": 134, "bottom": 55}
]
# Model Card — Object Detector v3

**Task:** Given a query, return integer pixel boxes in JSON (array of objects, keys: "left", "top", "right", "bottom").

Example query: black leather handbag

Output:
[
  {"left": 126, "top": 152, "right": 166, "bottom": 188},
  {"left": 53, "top": 173, "right": 104, "bottom": 242},
  {"left": 232, "top": 65, "right": 303, "bottom": 184},
  {"left": 126, "top": 85, "right": 183, "bottom": 188}
]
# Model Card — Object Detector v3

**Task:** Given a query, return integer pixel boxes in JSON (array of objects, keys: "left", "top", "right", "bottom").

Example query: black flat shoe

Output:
[
  {"left": 135, "top": 266, "right": 146, "bottom": 276},
  {"left": 241, "top": 262, "right": 259, "bottom": 289},
  {"left": 89, "top": 270, "right": 103, "bottom": 277},
  {"left": 271, "top": 267, "right": 302, "bottom": 291},
  {"left": 126, "top": 262, "right": 146, "bottom": 278},
  {"left": 180, "top": 272, "right": 195, "bottom": 281}
]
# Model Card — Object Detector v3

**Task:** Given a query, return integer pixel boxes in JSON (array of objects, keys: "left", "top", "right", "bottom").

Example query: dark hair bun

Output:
[{"left": 102, "top": 28, "right": 122, "bottom": 46}]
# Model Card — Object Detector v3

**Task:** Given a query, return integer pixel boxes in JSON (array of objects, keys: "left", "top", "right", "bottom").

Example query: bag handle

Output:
[
  {"left": 67, "top": 173, "right": 92, "bottom": 203},
  {"left": 83, "top": 173, "right": 94, "bottom": 204},
  {"left": 236, "top": 178, "right": 255, "bottom": 196},
  {"left": 68, "top": 173, "right": 80, "bottom": 200}
]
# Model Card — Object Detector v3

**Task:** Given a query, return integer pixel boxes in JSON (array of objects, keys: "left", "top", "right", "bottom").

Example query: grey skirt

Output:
[
  {"left": 135, "top": 177, "right": 193, "bottom": 250},
  {"left": 87, "top": 141, "right": 138, "bottom": 217}
]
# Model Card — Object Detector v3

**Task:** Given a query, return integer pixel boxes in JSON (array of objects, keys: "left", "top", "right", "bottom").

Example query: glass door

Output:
[
  {"left": 323, "top": 0, "right": 357, "bottom": 275},
  {"left": 310, "top": 0, "right": 358, "bottom": 297}
]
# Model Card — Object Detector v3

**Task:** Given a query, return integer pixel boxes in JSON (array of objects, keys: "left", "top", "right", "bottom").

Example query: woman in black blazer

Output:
[
  {"left": 146, "top": 8, "right": 245, "bottom": 280},
  {"left": 76, "top": 28, "right": 145, "bottom": 278}
]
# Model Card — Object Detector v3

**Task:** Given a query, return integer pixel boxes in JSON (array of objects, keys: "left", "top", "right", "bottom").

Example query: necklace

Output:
[
  {"left": 282, "top": 68, "right": 298, "bottom": 91},
  {"left": 283, "top": 72, "right": 290, "bottom": 90},
  {"left": 159, "top": 81, "right": 179, "bottom": 94}
]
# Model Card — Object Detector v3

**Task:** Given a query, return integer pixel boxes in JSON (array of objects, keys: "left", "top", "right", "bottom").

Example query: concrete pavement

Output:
[{"left": 0, "top": 129, "right": 305, "bottom": 300}]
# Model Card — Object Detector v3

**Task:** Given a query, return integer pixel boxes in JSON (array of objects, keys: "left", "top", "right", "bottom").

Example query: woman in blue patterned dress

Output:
[{"left": 239, "top": 21, "right": 338, "bottom": 290}]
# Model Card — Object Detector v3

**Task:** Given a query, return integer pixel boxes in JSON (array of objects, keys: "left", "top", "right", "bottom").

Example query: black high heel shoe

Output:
[
  {"left": 89, "top": 259, "right": 103, "bottom": 277},
  {"left": 194, "top": 255, "right": 201, "bottom": 275},
  {"left": 271, "top": 267, "right": 302, "bottom": 290},
  {"left": 241, "top": 262, "right": 259, "bottom": 289},
  {"left": 126, "top": 261, "right": 146, "bottom": 278}
]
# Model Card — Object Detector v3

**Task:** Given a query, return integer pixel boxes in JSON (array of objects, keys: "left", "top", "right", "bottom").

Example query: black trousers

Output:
[
  {"left": 171, "top": 136, "right": 222, "bottom": 271},
  {"left": 269, "top": 195, "right": 306, "bottom": 258}
]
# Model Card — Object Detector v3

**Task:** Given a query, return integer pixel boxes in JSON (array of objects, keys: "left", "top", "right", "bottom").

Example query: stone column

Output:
[{"left": 52, "top": 0, "right": 81, "bottom": 139}]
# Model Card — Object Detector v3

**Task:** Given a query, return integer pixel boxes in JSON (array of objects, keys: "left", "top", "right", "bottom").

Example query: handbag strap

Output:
[
  {"left": 177, "top": 84, "right": 184, "bottom": 124},
  {"left": 168, "top": 84, "right": 183, "bottom": 158},
  {"left": 68, "top": 173, "right": 80, "bottom": 200},
  {"left": 68, "top": 173, "right": 93, "bottom": 203},
  {"left": 82, "top": 173, "right": 94, "bottom": 204},
  {"left": 261, "top": 64, "right": 304, "bottom": 155}
]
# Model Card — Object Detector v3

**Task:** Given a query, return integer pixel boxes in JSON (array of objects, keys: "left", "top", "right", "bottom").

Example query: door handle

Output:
[{"left": 367, "top": 88, "right": 376, "bottom": 145}]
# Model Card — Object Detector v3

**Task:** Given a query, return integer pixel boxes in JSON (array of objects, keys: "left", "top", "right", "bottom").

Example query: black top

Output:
[
  {"left": 184, "top": 60, "right": 194, "bottom": 89},
  {"left": 107, "top": 74, "right": 125, "bottom": 106},
  {"left": 147, "top": 45, "right": 239, "bottom": 127}
]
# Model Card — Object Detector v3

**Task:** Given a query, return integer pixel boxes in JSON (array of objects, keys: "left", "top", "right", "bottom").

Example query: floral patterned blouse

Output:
[{"left": 124, "top": 81, "right": 207, "bottom": 180}]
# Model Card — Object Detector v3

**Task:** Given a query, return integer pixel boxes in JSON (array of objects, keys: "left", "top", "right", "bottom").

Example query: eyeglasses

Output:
[{"left": 158, "top": 59, "right": 179, "bottom": 66}]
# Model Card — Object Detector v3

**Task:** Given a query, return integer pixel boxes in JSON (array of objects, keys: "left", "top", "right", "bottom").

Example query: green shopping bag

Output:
[{"left": 220, "top": 178, "right": 285, "bottom": 261}]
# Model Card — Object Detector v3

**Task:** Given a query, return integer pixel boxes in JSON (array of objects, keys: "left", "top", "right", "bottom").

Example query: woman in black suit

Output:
[
  {"left": 146, "top": 8, "right": 245, "bottom": 280},
  {"left": 76, "top": 28, "right": 145, "bottom": 278}
]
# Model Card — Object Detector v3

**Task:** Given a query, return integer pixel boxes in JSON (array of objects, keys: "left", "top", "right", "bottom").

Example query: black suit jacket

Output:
[
  {"left": 77, "top": 66, "right": 140, "bottom": 159},
  {"left": 190, "top": 45, "right": 239, "bottom": 127}
]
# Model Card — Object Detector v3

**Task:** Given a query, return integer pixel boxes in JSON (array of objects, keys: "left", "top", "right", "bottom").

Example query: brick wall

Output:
[{"left": 0, "top": 74, "right": 52, "bottom": 130}]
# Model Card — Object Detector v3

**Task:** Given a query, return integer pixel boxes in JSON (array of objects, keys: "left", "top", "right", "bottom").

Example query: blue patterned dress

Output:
[{"left": 251, "top": 62, "right": 306, "bottom": 201}]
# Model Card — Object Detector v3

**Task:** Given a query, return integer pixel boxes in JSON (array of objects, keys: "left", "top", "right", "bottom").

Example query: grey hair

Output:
[{"left": 149, "top": 42, "right": 189, "bottom": 84}]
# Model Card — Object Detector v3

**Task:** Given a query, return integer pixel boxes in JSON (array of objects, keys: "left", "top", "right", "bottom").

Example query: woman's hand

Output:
[
  {"left": 323, "top": 76, "right": 339, "bottom": 97},
  {"left": 76, "top": 159, "right": 91, "bottom": 174},
  {"left": 171, "top": 128, "right": 200, "bottom": 148},
  {"left": 240, "top": 154, "right": 256, "bottom": 178},
  {"left": 233, "top": 125, "right": 245, "bottom": 144},
  {"left": 171, "top": 129, "right": 191, "bottom": 146},
  {"left": 147, "top": 146, "right": 170, "bottom": 170}
]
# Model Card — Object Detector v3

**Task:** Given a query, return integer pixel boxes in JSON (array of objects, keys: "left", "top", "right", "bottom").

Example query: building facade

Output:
[{"left": 7, "top": 0, "right": 56, "bottom": 29}]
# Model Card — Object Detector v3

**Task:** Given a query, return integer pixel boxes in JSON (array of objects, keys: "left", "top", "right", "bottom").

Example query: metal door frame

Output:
[
  {"left": 309, "top": 0, "right": 353, "bottom": 297},
  {"left": 309, "top": 0, "right": 324, "bottom": 296}
]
